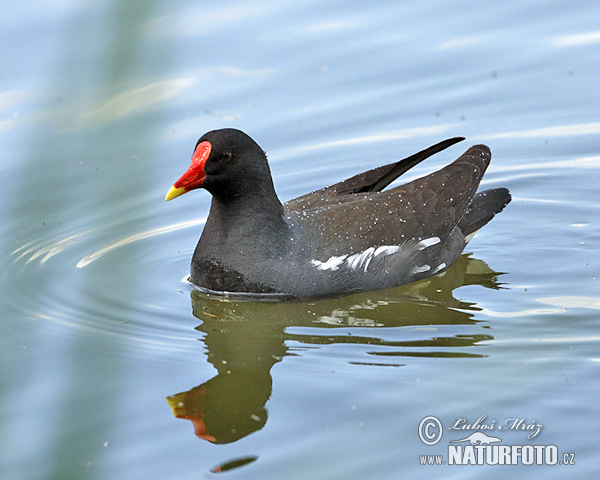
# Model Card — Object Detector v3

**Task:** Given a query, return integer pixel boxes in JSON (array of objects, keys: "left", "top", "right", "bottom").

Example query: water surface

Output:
[{"left": 1, "top": 1, "right": 599, "bottom": 479}]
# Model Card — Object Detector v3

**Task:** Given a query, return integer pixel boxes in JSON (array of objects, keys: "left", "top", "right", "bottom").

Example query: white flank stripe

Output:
[
  {"left": 311, "top": 255, "right": 347, "bottom": 271},
  {"left": 417, "top": 237, "right": 441, "bottom": 250},
  {"left": 433, "top": 262, "right": 447, "bottom": 274},
  {"left": 346, "top": 247, "right": 376, "bottom": 272},
  {"left": 374, "top": 245, "right": 401, "bottom": 256},
  {"left": 411, "top": 264, "right": 431, "bottom": 275},
  {"left": 311, "top": 244, "right": 403, "bottom": 273}
]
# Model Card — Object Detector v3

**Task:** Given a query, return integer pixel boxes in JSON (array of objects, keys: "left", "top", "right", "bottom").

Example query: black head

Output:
[{"left": 165, "top": 128, "right": 273, "bottom": 203}]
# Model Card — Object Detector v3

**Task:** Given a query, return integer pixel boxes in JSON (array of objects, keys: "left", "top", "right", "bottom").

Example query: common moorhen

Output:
[{"left": 166, "top": 129, "right": 510, "bottom": 297}]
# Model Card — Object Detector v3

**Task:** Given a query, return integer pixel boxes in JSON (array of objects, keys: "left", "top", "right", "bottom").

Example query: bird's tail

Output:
[{"left": 459, "top": 188, "right": 512, "bottom": 237}]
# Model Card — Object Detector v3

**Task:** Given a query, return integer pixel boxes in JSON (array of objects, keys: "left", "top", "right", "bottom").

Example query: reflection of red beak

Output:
[
  {"left": 165, "top": 141, "right": 212, "bottom": 201},
  {"left": 189, "top": 417, "right": 217, "bottom": 443},
  {"left": 166, "top": 388, "right": 217, "bottom": 442}
]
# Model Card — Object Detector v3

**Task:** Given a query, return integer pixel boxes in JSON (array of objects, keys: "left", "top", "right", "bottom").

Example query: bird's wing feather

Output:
[
  {"left": 285, "top": 144, "right": 492, "bottom": 259},
  {"left": 286, "top": 137, "right": 465, "bottom": 209}
]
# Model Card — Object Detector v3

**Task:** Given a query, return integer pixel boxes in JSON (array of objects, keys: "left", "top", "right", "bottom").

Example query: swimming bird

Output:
[{"left": 166, "top": 128, "right": 510, "bottom": 298}]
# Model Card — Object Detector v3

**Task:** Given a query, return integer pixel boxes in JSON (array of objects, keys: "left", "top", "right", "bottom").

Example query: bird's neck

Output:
[{"left": 198, "top": 187, "right": 290, "bottom": 259}]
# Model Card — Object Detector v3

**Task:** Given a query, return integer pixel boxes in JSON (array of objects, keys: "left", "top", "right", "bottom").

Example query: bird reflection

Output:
[{"left": 166, "top": 254, "right": 506, "bottom": 444}]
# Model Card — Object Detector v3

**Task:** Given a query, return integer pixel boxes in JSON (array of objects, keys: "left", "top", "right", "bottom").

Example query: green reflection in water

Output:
[{"left": 167, "top": 254, "right": 504, "bottom": 446}]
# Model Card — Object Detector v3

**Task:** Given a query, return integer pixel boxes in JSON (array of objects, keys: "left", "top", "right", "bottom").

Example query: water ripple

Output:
[{"left": 76, "top": 218, "right": 206, "bottom": 268}]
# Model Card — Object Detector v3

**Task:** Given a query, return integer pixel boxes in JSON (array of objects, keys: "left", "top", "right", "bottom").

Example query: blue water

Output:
[{"left": 2, "top": 1, "right": 599, "bottom": 479}]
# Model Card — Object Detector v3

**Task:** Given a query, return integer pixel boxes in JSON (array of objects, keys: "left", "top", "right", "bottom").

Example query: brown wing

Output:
[
  {"left": 285, "top": 144, "right": 492, "bottom": 258},
  {"left": 286, "top": 137, "right": 465, "bottom": 209}
]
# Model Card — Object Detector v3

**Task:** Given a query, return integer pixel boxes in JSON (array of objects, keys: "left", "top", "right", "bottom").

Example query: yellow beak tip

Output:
[{"left": 165, "top": 186, "right": 187, "bottom": 201}]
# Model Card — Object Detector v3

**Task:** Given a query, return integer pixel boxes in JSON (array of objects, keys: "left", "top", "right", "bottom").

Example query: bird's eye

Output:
[{"left": 221, "top": 151, "right": 234, "bottom": 163}]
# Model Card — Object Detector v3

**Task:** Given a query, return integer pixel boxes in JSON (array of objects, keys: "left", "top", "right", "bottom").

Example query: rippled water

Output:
[{"left": 2, "top": 1, "right": 599, "bottom": 479}]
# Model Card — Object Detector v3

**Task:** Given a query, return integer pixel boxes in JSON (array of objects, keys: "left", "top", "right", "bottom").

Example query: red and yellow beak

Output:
[{"left": 165, "top": 141, "right": 212, "bottom": 201}]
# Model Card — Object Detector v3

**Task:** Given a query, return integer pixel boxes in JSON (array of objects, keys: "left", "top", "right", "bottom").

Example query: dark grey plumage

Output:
[{"left": 172, "top": 129, "right": 511, "bottom": 297}]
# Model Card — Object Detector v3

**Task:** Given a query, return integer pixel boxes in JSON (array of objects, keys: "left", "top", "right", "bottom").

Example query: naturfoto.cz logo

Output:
[{"left": 418, "top": 415, "right": 576, "bottom": 466}]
